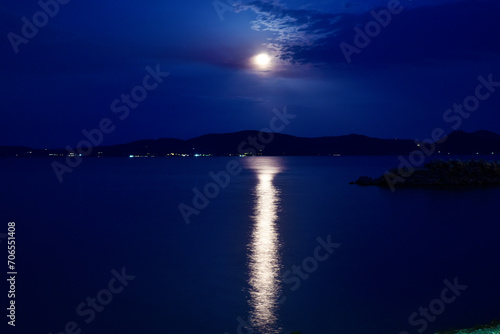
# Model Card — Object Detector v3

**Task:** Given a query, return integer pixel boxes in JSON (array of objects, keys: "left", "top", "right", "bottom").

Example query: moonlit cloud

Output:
[
  {"left": 235, "top": 0, "right": 500, "bottom": 67},
  {"left": 1, "top": 0, "right": 499, "bottom": 147}
]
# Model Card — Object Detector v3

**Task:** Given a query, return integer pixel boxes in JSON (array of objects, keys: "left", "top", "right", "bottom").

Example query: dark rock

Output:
[
  {"left": 354, "top": 176, "right": 375, "bottom": 186},
  {"left": 351, "top": 159, "right": 500, "bottom": 188}
]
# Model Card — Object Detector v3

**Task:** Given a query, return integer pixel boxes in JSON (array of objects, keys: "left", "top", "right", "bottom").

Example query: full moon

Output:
[{"left": 254, "top": 53, "right": 271, "bottom": 68}]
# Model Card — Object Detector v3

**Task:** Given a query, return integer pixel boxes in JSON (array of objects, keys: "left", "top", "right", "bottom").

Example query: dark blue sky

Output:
[{"left": 1, "top": 0, "right": 500, "bottom": 147}]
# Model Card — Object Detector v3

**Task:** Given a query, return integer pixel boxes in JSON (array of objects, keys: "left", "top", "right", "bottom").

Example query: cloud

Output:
[
  {"left": 237, "top": 0, "right": 500, "bottom": 67},
  {"left": 236, "top": 1, "right": 342, "bottom": 57}
]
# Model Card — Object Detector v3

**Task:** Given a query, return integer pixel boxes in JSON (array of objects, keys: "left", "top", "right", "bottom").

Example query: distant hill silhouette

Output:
[{"left": 1, "top": 130, "right": 499, "bottom": 157}]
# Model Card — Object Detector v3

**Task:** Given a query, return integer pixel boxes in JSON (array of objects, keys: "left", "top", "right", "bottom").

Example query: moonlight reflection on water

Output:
[{"left": 246, "top": 157, "right": 284, "bottom": 334}]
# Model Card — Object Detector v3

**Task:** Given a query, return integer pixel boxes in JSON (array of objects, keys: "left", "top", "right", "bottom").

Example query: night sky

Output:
[{"left": 1, "top": 0, "right": 500, "bottom": 148}]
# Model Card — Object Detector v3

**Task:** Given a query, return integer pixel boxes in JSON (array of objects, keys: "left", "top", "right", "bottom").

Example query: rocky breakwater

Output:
[{"left": 351, "top": 160, "right": 500, "bottom": 187}]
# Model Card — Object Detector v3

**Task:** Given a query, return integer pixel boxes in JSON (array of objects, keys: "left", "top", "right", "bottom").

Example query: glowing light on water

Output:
[{"left": 246, "top": 157, "right": 283, "bottom": 334}]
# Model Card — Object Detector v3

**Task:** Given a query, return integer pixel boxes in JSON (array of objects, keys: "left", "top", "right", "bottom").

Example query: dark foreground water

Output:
[{"left": 0, "top": 156, "right": 499, "bottom": 334}]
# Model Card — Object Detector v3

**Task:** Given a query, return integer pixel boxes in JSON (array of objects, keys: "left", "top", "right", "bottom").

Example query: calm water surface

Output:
[{"left": 0, "top": 156, "right": 499, "bottom": 334}]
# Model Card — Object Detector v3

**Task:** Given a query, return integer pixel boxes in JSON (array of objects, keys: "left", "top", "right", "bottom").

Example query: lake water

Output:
[{"left": 1, "top": 156, "right": 499, "bottom": 334}]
